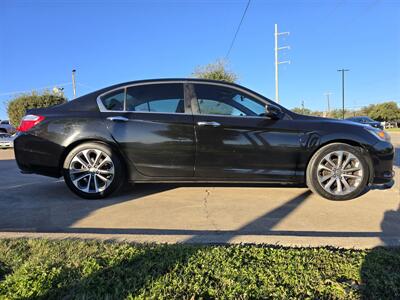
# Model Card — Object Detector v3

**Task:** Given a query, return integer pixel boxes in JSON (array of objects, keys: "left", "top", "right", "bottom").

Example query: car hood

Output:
[{"left": 292, "top": 113, "right": 369, "bottom": 128}]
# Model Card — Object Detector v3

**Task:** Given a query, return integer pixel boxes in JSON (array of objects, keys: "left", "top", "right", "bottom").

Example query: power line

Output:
[
  {"left": 225, "top": 0, "right": 251, "bottom": 59},
  {"left": 0, "top": 82, "right": 72, "bottom": 97}
]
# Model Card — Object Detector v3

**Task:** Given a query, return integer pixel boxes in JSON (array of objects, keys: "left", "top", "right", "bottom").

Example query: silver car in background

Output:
[
  {"left": 0, "top": 120, "right": 16, "bottom": 134},
  {"left": 0, "top": 133, "right": 15, "bottom": 149}
]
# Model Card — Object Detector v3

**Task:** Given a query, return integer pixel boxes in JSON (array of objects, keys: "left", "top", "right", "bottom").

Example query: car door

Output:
[
  {"left": 190, "top": 82, "right": 302, "bottom": 181},
  {"left": 100, "top": 82, "right": 195, "bottom": 178}
]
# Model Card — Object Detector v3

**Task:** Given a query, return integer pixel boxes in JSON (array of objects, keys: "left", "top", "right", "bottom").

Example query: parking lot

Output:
[{"left": 0, "top": 133, "right": 399, "bottom": 248}]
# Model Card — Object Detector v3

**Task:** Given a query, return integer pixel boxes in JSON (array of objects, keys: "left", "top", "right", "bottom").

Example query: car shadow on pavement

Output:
[
  {"left": 0, "top": 181, "right": 177, "bottom": 232},
  {"left": 1, "top": 182, "right": 394, "bottom": 242}
]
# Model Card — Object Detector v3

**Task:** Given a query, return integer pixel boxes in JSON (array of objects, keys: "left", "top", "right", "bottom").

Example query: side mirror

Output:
[{"left": 264, "top": 104, "right": 283, "bottom": 119}]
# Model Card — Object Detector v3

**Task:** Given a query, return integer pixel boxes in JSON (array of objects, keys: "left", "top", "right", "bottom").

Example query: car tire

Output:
[
  {"left": 63, "top": 142, "right": 124, "bottom": 199},
  {"left": 306, "top": 143, "right": 369, "bottom": 200}
]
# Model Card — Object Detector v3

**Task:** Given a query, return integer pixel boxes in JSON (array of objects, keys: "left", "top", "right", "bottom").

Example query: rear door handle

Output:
[
  {"left": 107, "top": 116, "right": 129, "bottom": 122},
  {"left": 197, "top": 121, "right": 221, "bottom": 127}
]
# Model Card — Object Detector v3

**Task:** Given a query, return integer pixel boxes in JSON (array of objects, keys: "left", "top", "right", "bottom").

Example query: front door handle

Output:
[
  {"left": 197, "top": 121, "right": 221, "bottom": 127},
  {"left": 107, "top": 116, "right": 129, "bottom": 122}
]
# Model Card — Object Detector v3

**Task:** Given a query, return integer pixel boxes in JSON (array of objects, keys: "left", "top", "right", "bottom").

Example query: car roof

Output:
[
  {"left": 97, "top": 78, "right": 267, "bottom": 98},
  {"left": 59, "top": 78, "right": 291, "bottom": 115}
]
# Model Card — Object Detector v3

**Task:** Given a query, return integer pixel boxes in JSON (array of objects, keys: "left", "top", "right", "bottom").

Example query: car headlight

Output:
[{"left": 364, "top": 127, "right": 391, "bottom": 142}]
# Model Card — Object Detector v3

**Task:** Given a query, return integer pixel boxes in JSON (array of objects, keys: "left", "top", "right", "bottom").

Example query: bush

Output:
[
  {"left": 7, "top": 91, "right": 67, "bottom": 127},
  {"left": 192, "top": 60, "right": 238, "bottom": 83},
  {"left": 364, "top": 102, "right": 400, "bottom": 122}
]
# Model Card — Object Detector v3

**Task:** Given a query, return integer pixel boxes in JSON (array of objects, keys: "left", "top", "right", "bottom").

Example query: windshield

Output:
[{"left": 361, "top": 117, "right": 374, "bottom": 122}]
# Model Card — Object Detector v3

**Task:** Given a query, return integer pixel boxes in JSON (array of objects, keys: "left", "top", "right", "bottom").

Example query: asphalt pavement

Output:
[{"left": 0, "top": 133, "right": 399, "bottom": 248}]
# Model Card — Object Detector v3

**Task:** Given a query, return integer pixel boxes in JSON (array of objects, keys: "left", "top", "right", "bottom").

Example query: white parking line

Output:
[{"left": 0, "top": 180, "right": 63, "bottom": 191}]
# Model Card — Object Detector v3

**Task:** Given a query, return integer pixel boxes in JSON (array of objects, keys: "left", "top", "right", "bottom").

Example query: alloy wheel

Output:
[
  {"left": 317, "top": 150, "right": 364, "bottom": 196},
  {"left": 69, "top": 149, "right": 114, "bottom": 193}
]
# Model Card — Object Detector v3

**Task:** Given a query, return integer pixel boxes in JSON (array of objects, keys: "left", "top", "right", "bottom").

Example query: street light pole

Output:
[
  {"left": 324, "top": 92, "right": 332, "bottom": 116},
  {"left": 337, "top": 69, "right": 349, "bottom": 119},
  {"left": 72, "top": 69, "right": 77, "bottom": 99}
]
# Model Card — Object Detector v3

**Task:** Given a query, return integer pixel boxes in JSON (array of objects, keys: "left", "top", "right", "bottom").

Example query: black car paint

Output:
[{"left": 14, "top": 79, "right": 394, "bottom": 186}]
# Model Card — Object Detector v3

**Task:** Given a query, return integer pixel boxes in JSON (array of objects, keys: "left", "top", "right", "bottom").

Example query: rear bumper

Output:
[
  {"left": 368, "top": 141, "right": 395, "bottom": 184},
  {"left": 14, "top": 133, "right": 63, "bottom": 178}
]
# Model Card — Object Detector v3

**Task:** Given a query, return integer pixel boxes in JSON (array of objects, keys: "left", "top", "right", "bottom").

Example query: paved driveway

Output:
[{"left": 0, "top": 133, "right": 399, "bottom": 248}]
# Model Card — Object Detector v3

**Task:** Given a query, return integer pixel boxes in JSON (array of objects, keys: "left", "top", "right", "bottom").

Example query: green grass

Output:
[
  {"left": 0, "top": 239, "right": 399, "bottom": 299},
  {"left": 386, "top": 127, "right": 400, "bottom": 132}
]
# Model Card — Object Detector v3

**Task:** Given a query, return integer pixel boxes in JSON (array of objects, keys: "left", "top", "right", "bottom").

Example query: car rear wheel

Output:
[
  {"left": 63, "top": 142, "right": 124, "bottom": 199},
  {"left": 306, "top": 143, "right": 369, "bottom": 200}
]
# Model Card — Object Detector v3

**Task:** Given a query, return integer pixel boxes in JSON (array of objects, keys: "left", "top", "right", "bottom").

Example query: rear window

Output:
[{"left": 126, "top": 84, "right": 184, "bottom": 113}]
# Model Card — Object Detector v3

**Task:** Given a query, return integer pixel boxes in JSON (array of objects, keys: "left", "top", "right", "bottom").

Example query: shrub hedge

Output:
[{"left": 7, "top": 91, "right": 66, "bottom": 127}]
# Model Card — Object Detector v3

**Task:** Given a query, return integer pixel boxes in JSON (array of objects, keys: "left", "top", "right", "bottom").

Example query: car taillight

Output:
[{"left": 17, "top": 114, "right": 45, "bottom": 132}]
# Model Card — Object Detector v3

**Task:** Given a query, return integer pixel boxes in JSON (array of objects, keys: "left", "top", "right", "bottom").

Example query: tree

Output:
[
  {"left": 292, "top": 107, "right": 313, "bottom": 115},
  {"left": 7, "top": 90, "right": 67, "bottom": 127},
  {"left": 361, "top": 104, "right": 375, "bottom": 116},
  {"left": 366, "top": 102, "right": 400, "bottom": 121},
  {"left": 291, "top": 107, "right": 324, "bottom": 117},
  {"left": 192, "top": 60, "right": 238, "bottom": 83},
  {"left": 328, "top": 109, "right": 355, "bottom": 119}
]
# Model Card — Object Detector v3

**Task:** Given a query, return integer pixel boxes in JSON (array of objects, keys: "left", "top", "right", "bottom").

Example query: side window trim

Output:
[
  {"left": 97, "top": 82, "right": 188, "bottom": 115},
  {"left": 96, "top": 81, "right": 291, "bottom": 119},
  {"left": 183, "top": 83, "right": 194, "bottom": 115},
  {"left": 123, "top": 87, "right": 127, "bottom": 111}
]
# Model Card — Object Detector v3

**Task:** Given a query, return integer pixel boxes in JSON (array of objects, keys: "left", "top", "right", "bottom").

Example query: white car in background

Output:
[
  {"left": 0, "top": 120, "right": 16, "bottom": 134},
  {"left": 0, "top": 133, "right": 16, "bottom": 149}
]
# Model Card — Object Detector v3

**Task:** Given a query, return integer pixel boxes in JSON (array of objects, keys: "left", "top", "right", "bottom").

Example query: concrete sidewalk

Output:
[{"left": 0, "top": 133, "right": 399, "bottom": 249}]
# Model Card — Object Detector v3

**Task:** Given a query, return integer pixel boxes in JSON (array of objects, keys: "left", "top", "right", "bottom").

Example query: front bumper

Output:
[{"left": 368, "top": 140, "right": 395, "bottom": 184}]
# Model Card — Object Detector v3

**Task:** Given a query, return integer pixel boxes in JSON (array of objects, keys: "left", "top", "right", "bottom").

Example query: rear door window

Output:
[{"left": 126, "top": 84, "right": 184, "bottom": 113}]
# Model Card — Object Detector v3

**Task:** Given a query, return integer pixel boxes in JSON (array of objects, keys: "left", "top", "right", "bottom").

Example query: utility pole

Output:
[
  {"left": 324, "top": 92, "right": 332, "bottom": 115},
  {"left": 337, "top": 69, "right": 349, "bottom": 119},
  {"left": 274, "top": 24, "right": 290, "bottom": 104},
  {"left": 301, "top": 100, "right": 305, "bottom": 114},
  {"left": 72, "top": 69, "right": 77, "bottom": 99}
]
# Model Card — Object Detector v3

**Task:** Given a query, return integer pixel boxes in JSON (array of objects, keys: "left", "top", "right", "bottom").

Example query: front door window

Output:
[{"left": 194, "top": 84, "right": 265, "bottom": 117}]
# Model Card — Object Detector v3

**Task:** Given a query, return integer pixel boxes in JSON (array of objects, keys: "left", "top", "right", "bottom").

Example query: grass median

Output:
[{"left": 0, "top": 239, "right": 399, "bottom": 299}]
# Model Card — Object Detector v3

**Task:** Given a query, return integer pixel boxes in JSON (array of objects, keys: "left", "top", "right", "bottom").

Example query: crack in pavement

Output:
[{"left": 202, "top": 188, "right": 219, "bottom": 232}]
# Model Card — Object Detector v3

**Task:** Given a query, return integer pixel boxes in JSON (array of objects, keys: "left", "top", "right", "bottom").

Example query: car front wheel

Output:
[
  {"left": 63, "top": 142, "right": 124, "bottom": 199},
  {"left": 306, "top": 143, "right": 369, "bottom": 200}
]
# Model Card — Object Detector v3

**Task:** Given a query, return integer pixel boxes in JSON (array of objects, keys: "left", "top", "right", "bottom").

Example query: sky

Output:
[{"left": 0, "top": 0, "right": 399, "bottom": 120}]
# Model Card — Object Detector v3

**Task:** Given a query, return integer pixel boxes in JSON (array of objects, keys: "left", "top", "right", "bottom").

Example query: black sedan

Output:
[
  {"left": 14, "top": 79, "right": 394, "bottom": 200},
  {"left": 346, "top": 116, "right": 383, "bottom": 130}
]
